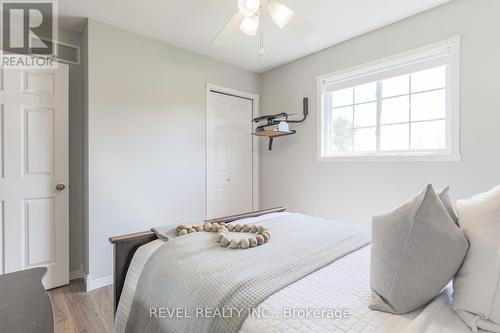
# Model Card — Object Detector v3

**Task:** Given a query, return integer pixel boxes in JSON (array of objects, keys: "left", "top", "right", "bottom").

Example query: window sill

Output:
[{"left": 317, "top": 153, "right": 462, "bottom": 162}]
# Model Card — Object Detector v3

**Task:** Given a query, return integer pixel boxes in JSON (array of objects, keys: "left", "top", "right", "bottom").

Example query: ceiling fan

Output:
[{"left": 212, "top": 0, "right": 321, "bottom": 56}]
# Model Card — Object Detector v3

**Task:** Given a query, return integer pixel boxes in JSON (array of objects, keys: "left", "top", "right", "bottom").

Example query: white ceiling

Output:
[{"left": 59, "top": 0, "right": 451, "bottom": 73}]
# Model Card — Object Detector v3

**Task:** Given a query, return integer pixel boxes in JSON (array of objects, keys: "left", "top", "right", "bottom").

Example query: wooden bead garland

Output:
[
  {"left": 176, "top": 222, "right": 270, "bottom": 250},
  {"left": 240, "top": 238, "right": 250, "bottom": 249},
  {"left": 229, "top": 239, "right": 239, "bottom": 249},
  {"left": 220, "top": 236, "right": 230, "bottom": 247},
  {"left": 249, "top": 237, "right": 257, "bottom": 247}
]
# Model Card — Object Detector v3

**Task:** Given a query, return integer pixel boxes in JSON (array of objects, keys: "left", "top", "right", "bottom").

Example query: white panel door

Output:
[
  {"left": 207, "top": 92, "right": 254, "bottom": 219},
  {"left": 0, "top": 64, "right": 69, "bottom": 289}
]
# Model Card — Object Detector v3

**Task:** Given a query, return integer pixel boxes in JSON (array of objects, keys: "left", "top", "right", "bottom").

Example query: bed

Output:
[{"left": 109, "top": 208, "right": 474, "bottom": 333}]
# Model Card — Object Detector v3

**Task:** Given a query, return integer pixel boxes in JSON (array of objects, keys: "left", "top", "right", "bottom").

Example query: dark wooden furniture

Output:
[
  {"left": 0, "top": 267, "right": 54, "bottom": 333},
  {"left": 109, "top": 207, "right": 286, "bottom": 314}
]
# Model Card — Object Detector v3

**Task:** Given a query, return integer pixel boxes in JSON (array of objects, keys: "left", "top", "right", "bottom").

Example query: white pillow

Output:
[{"left": 452, "top": 184, "right": 500, "bottom": 332}]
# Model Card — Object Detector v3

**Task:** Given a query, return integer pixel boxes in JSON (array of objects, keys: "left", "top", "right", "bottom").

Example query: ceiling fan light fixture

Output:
[
  {"left": 240, "top": 14, "right": 260, "bottom": 36},
  {"left": 268, "top": 2, "right": 293, "bottom": 29},
  {"left": 238, "top": 0, "right": 260, "bottom": 16}
]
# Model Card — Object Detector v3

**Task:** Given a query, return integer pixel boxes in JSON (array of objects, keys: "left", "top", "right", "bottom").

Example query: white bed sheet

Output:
[
  {"left": 117, "top": 214, "right": 473, "bottom": 333},
  {"left": 240, "top": 245, "right": 472, "bottom": 333}
]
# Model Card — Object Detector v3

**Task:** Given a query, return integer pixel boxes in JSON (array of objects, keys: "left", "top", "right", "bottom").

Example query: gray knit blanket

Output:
[{"left": 121, "top": 213, "right": 370, "bottom": 333}]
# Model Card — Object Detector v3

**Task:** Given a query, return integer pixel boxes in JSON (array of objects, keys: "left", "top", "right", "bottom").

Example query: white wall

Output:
[
  {"left": 86, "top": 19, "right": 260, "bottom": 283},
  {"left": 259, "top": 0, "right": 500, "bottom": 224}
]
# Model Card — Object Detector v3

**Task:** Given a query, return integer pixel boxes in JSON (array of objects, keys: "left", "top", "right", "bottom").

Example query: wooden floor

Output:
[{"left": 48, "top": 279, "right": 114, "bottom": 333}]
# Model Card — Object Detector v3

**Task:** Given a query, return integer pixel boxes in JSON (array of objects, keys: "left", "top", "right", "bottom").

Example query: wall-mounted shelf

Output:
[
  {"left": 252, "top": 129, "right": 297, "bottom": 150},
  {"left": 252, "top": 129, "right": 296, "bottom": 138},
  {"left": 252, "top": 98, "right": 308, "bottom": 150}
]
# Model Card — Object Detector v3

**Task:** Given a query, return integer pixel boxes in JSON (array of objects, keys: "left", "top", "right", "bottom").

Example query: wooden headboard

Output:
[{"left": 108, "top": 207, "right": 286, "bottom": 314}]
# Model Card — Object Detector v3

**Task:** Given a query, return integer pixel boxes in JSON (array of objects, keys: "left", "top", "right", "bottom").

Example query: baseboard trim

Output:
[
  {"left": 69, "top": 268, "right": 84, "bottom": 281},
  {"left": 85, "top": 274, "right": 113, "bottom": 292}
]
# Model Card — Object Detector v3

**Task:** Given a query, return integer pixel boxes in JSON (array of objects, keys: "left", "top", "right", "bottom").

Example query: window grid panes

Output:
[{"left": 326, "top": 65, "right": 447, "bottom": 155}]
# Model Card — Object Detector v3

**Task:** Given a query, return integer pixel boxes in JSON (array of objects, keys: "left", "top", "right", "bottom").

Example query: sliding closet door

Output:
[
  {"left": 206, "top": 91, "right": 254, "bottom": 219},
  {"left": 0, "top": 64, "right": 69, "bottom": 289}
]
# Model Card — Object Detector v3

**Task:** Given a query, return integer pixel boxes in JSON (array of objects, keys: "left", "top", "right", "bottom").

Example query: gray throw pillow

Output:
[
  {"left": 369, "top": 184, "right": 469, "bottom": 314},
  {"left": 151, "top": 225, "right": 178, "bottom": 241},
  {"left": 436, "top": 186, "right": 459, "bottom": 225}
]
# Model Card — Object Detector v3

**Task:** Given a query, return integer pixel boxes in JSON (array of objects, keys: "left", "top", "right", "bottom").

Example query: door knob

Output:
[{"left": 56, "top": 183, "right": 66, "bottom": 191}]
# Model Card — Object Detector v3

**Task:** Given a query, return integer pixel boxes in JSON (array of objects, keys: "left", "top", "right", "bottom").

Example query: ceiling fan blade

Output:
[
  {"left": 211, "top": 13, "right": 245, "bottom": 46},
  {"left": 284, "top": 14, "right": 322, "bottom": 46}
]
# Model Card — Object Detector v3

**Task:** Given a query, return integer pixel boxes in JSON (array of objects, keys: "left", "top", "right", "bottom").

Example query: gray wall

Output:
[
  {"left": 259, "top": 0, "right": 500, "bottom": 224},
  {"left": 86, "top": 19, "right": 260, "bottom": 281},
  {"left": 58, "top": 28, "right": 85, "bottom": 274},
  {"left": 82, "top": 20, "right": 89, "bottom": 275}
]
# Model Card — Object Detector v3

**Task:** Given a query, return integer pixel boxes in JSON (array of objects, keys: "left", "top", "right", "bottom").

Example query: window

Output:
[{"left": 318, "top": 36, "right": 460, "bottom": 161}]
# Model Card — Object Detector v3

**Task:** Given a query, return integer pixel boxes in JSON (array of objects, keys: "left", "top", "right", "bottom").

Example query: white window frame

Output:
[{"left": 317, "top": 35, "right": 461, "bottom": 162}]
